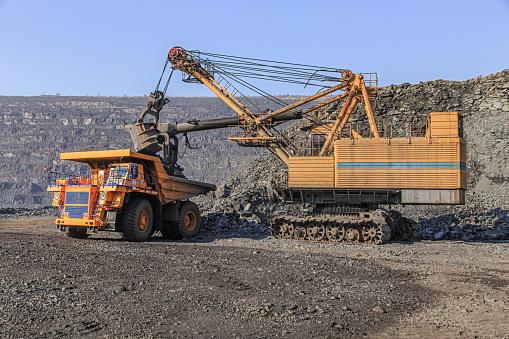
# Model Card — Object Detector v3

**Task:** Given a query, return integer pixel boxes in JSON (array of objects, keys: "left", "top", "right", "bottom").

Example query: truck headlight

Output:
[
  {"left": 54, "top": 192, "right": 60, "bottom": 200},
  {"left": 100, "top": 192, "right": 107, "bottom": 200}
]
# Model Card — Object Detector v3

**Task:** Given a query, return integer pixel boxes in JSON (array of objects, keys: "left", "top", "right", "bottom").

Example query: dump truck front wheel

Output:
[
  {"left": 167, "top": 202, "right": 201, "bottom": 240},
  {"left": 67, "top": 226, "right": 89, "bottom": 239},
  {"left": 122, "top": 198, "right": 154, "bottom": 242}
]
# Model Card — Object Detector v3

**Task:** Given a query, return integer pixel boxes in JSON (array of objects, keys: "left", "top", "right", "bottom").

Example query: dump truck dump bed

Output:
[{"left": 58, "top": 149, "right": 216, "bottom": 203}]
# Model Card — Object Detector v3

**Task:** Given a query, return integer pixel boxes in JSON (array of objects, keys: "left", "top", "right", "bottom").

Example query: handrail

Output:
[{"left": 47, "top": 168, "right": 159, "bottom": 193}]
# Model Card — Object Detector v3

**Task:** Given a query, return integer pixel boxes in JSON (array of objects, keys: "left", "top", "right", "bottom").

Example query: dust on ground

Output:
[{"left": 0, "top": 217, "right": 507, "bottom": 338}]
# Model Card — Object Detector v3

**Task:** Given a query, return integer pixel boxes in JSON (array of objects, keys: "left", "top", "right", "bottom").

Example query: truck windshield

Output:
[
  {"left": 105, "top": 166, "right": 129, "bottom": 186},
  {"left": 110, "top": 166, "right": 128, "bottom": 178}
]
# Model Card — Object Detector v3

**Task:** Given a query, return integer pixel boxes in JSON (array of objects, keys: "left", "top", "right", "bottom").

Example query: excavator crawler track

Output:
[{"left": 270, "top": 209, "right": 414, "bottom": 245}]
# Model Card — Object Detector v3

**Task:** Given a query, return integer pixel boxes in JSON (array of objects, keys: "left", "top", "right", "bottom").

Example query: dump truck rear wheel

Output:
[
  {"left": 170, "top": 202, "right": 201, "bottom": 240},
  {"left": 122, "top": 198, "right": 153, "bottom": 242},
  {"left": 66, "top": 226, "right": 89, "bottom": 239}
]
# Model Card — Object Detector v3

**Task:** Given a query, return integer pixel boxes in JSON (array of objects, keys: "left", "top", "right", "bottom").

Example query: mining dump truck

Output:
[{"left": 47, "top": 150, "right": 216, "bottom": 241}]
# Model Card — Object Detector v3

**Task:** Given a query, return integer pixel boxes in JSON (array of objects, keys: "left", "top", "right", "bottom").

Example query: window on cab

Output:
[
  {"left": 309, "top": 134, "right": 326, "bottom": 156},
  {"left": 106, "top": 165, "right": 129, "bottom": 186}
]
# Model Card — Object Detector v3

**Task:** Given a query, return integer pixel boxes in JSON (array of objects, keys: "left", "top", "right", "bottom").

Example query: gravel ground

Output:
[{"left": 0, "top": 217, "right": 508, "bottom": 338}]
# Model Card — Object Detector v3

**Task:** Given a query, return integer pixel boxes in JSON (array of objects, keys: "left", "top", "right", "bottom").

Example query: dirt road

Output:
[{"left": 0, "top": 217, "right": 508, "bottom": 338}]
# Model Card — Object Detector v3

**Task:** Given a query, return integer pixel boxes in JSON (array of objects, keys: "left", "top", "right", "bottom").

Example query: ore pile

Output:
[
  {"left": 201, "top": 213, "right": 269, "bottom": 238},
  {"left": 196, "top": 70, "right": 509, "bottom": 241},
  {"left": 419, "top": 208, "right": 509, "bottom": 241},
  {"left": 193, "top": 154, "right": 302, "bottom": 237},
  {"left": 0, "top": 206, "right": 58, "bottom": 218}
]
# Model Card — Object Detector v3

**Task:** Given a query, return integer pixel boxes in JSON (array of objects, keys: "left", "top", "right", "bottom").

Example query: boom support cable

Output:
[{"left": 179, "top": 49, "right": 350, "bottom": 112}]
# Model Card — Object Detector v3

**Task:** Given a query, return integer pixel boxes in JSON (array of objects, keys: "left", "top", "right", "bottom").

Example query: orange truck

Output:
[
  {"left": 47, "top": 149, "right": 215, "bottom": 241},
  {"left": 46, "top": 93, "right": 300, "bottom": 242}
]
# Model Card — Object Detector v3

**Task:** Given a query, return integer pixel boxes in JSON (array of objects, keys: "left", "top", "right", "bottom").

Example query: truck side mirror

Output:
[{"left": 130, "top": 164, "right": 138, "bottom": 179}]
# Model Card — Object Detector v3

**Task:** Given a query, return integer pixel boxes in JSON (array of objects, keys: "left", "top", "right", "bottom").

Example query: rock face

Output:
[{"left": 0, "top": 96, "right": 300, "bottom": 207}]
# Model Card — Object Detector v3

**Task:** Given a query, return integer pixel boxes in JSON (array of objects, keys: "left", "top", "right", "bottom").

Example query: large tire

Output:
[
  {"left": 170, "top": 202, "right": 202, "bottom": 240},
  {"left": 67, "top": 226, "right": 89, "bottom": 239},
  {"left": 122, "top": 198, "right": 154, "bottom": 242}
]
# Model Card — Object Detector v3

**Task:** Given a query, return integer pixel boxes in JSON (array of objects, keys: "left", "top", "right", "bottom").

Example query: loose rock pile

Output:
[
  {"left": 201, "top": 212, "right": 269, "bottom": 238},
  {"left": 419, "top": 208, "right": 509, "bottom": 241}
]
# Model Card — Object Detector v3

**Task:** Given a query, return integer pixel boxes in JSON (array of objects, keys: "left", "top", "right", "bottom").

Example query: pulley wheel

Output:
[
  {"left": 326, "top": 224, "right": 346, "bottom": 243},
  {"left": 307, "top": 223, "right": 326, "bottom": 241},
  {"left": 280, "top": 223, "right": 294, "bottom": 239},
  {"left": 345, "top": 228, "right": 360, "bottom": 244},
  {"left": 362, "top": 225, "right": 384, "bottom": 244},
  {"left": 169, "top": 48, "right": 179, "bottom": 58},
  {"left": 294, "top": 226, "right": 306, "bottom": 240}
]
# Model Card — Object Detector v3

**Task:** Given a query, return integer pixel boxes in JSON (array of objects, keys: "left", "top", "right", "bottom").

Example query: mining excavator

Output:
[{"left": 122, "top": 47, "right": 466, "bottom": 244}]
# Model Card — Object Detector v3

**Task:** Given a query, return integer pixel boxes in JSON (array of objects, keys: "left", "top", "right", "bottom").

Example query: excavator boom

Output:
[{"left": 164, "top": 46, "right": 381, "bottom": 165}]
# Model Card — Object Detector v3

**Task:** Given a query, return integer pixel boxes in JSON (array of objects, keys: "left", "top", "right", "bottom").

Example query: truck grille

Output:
[
  {"left": 65, "top": 192, "right": 89, "bottom": 205},
  {"left": 65, "top": 205, "right": 89, "bottom": 219}
]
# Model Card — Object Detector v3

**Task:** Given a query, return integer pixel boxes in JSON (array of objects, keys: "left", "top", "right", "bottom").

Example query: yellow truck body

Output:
[{"left": 47, "top": 149, "right": 215, "bottom": 241}]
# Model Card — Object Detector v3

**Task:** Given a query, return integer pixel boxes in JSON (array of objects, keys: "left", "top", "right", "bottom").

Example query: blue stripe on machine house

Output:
[{"left": 337, "top": 162, "right": 467, "bottom": 170}]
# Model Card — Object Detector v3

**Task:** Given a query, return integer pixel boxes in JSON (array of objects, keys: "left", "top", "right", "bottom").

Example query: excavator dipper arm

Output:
[{"left": 130, "top": 46, "right": 380, "bottom": 174}]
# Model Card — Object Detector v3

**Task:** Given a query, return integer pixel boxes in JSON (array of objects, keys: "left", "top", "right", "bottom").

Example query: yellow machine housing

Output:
[{"left": 287, "top": 112, "right": 466, "bottom": 204}]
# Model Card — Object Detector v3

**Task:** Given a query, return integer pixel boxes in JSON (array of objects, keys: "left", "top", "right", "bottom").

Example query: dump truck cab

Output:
[{"left": 47, "top": 149, "right": 215, "bottom": 241}]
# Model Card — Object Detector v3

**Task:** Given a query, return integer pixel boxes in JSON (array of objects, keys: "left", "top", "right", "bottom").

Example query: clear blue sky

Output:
[{"left": 1, "top": 0, "right": 508, "bottom": 97}]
